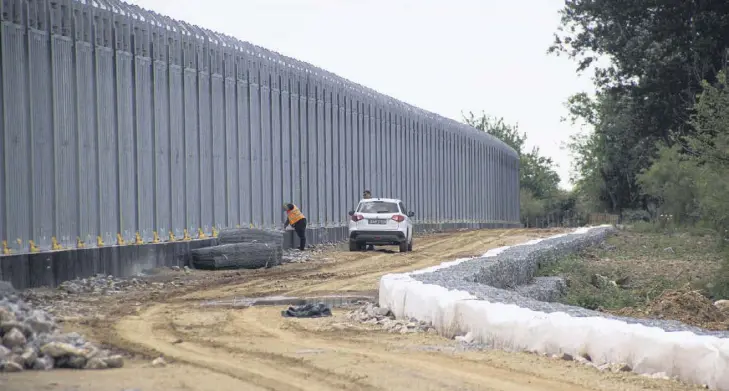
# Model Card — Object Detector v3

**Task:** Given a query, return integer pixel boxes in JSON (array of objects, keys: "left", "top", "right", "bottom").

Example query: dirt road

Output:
[{"left": 2, "top": 229, "right": 701, "bottom": 391}]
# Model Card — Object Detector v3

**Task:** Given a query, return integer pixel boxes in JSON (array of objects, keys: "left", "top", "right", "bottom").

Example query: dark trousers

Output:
[{"left": 293, "top": 218, "right": 307, "bottom": 250}]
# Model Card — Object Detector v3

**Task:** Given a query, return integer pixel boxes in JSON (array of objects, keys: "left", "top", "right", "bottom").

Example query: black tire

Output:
[
  {"left": 407, "top": 238, "right": 413, "bottom": 252},
  {"left": 349, "top": 240, "right": 359, "bottom": 252},
  {"left": 192, "top": 242, "right": 282, "bottom": 270},
  {"left": 399, "top": 240, "right": 408, "bottom": 253}
]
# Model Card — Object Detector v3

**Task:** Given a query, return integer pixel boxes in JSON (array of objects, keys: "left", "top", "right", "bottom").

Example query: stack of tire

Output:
[{"left": 191, "top": 228, "right": 284, "bottom": 270}]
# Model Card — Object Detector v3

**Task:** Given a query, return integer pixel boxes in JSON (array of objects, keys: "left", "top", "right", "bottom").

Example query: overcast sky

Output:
[{"left": 127, "top": 0, "right": 595, "bottom": 189}]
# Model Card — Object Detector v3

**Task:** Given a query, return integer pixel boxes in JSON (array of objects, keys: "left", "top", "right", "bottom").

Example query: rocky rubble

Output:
[
  {"left": 57, "top": 268, "right": 193, "bottom": 295},
  {"left": 0, "top": 285, "right": 123, "bottom": 372},
  {"left": 346, "top": 303, "right": 436, "bottom": 334}
]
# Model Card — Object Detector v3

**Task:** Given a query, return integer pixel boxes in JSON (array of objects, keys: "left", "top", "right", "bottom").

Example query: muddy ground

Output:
[{"left": 0, "top": 228, "right": 704, "bottom": 391}]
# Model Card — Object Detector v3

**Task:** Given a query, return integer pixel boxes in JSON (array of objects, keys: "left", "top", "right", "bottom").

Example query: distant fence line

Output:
[{"left": 0, "top": 0, "right": 520, "bottom": 254}]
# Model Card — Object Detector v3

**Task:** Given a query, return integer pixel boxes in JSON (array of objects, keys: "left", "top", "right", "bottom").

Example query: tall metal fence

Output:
[{"left": 0, "top": 0, "right": 520, "bottom": 254}]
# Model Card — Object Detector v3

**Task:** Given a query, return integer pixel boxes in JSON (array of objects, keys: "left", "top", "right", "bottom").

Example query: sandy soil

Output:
[{"left": 1, "top": 228, "right": 702, "bottom": 391}]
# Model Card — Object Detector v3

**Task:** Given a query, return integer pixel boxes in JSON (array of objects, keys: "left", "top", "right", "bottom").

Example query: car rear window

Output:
[{"left": 357, "top": 201, "right": 400, "bottom": 214}]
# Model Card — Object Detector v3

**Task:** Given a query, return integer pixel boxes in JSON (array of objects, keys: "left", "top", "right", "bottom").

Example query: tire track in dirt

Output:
[{"left": 120, "top": 303, "right": 590, "bottom": 391}]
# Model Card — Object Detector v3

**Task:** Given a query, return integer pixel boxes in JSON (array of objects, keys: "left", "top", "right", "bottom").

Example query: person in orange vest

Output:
[{"left": 283, "top": 203, "right": 307, "bottom": 251}]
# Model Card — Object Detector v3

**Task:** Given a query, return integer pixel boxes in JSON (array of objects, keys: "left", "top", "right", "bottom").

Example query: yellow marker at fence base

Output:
[
  {"left": 134, "top": 232, "right": 143, "bottom": 245},
  {"left": 29, "top": 240, "right": 39, "bottom": 253},
  {"left": 212, "top": 227, "right": 219, "bottom": 238},
  {"left": 152, "top": 231, "right": 160, "bottom": 243},
  {"left": 117, "top": 233, "right": 125, "bottom": 246},
  {"left": 51, "top": 237, "right": 62, "bottom": 251},
  {"left": 169, "top": 232, "right": 177, "bottom": 242},
  {"left": 76, "top": 237, "right": 84, "bottom": 249},
  {"left": 97, "top": 236, "right": 104, "bottom": 247},
  {"left": 2, "top": 241, "right": 9, "bottom": 255},
  {"left": 182, "top": 229, "right": 191, "bottom": 241},
  {"left": 198, "top": 228, "right": 207, "bottom": 239}
]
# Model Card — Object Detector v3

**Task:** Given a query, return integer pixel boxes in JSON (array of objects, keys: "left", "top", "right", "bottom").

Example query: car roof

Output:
[{"left": 358, "top": 198, "right": 401, "bottom": 203}]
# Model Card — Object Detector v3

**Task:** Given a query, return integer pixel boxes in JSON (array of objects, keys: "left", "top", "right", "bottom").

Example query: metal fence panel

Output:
[
  {"left": 0, "top": 0, "right": 521, "bottom": 255},
  {"left": 211, "top": 71, "right": 226, "bottom": 232},
  {"left": 52, "top": 36, "right": 78, "bottom": 248},
  {"left": 198, "top": 64, "right": 213, "bottom": 235},
  {"left": 316, "top": 75, "right": 326, "bottom": 225},
  {"left": 169, "top": 63, "right": 185, "bottom": 239},
  {"left": 280, "top": 65, "right": 292, "bottom": 214},
  {"left": 323, "top": 78, "right": 333, "bottom": 225},
  {"left": 306, "top": 72, "right": 318, "bottom": 226},
  {"left": 270, "top": 60, "right": 283, "bottom": 227},
  {"left": 298, "top": 71, "right": 309, "bottom": 222},
  {"left": 223, "top": 53, "right": 238, "bottom": 228},
  {"left": 337, "top": 88, "right": 346, "bottom": 216},
  {"left": 259, "top": 57, "right": 273, "bottom": 228},
  {"left": 28, "top": 28, "right": 54, "bottom": 251},
  {"left": 153, "top": 59, "right": 171, "bottom": 239},
  {"left": 248, "top": 56, "right": 262, "bottom": 227},
  {"left": 3, "top": 22, "right": 31, "bottom": 251},
  {"left": 236, "top": 54, "right": 250, "bottom": 227},
  {"left": 76, "top": 41, "right": 98, "bottom": 247},
  {"left": 116, "top": 49, "right": 136, "bottom": 242},
  {"left": 134, "top": 55, "right": 154, "bottom": 242},
  {"left": 290, "top": 71, "right": 301, "bottom": 210},
  {"left": 95, "top": 46, "right": 118, "bottom": 245}
]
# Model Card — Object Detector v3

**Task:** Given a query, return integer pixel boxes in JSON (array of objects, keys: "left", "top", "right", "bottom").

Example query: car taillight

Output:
[
  {"left": 351, "top": 214, "right": 364, "bottom": 222},
  {"left": 391, "top": 215, "right": 405, "bottom": 223}
]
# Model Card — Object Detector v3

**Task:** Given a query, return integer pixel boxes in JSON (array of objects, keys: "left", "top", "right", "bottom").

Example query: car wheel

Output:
[
  {"left": 349, "top": 240, "right": 359, "bottom": 252},
  {"left": 399, "top": 240, "right": 408, "bottom": 253},
  {"left": 407, "top": 238, "right": 413, "bottom": 252}
]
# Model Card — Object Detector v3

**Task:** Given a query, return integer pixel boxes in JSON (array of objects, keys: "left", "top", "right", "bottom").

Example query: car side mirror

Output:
[
  {"left": 348, "top": 210, "right": 355, "bottom": 216},
  {"left": 407, "top": 211, "right": 415, "bottom": 217}
]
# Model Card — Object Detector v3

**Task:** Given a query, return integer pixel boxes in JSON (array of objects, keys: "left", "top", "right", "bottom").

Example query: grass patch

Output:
[{"left": 537, "top": 228, "right": 727, "bottom": 313}]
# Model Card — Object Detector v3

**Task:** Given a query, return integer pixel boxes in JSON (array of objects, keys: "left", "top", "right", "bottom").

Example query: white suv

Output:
[{"left": 347, "top": 198, "right": 414, "bottom": 253}]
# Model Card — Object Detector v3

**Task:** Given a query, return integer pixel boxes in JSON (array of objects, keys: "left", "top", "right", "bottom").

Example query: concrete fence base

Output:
[{"left": 1, "top": 222, "right": 521, "bottom": 290}]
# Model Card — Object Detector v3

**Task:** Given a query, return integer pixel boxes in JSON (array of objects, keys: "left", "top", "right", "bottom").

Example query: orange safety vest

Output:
[{"left": 287, "top": 205, "right": 305, "bottom": 225}]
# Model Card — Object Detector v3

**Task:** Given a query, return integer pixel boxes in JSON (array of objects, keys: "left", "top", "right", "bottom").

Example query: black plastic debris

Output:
[{"left": 281, "top": 303, "right": 332, "bottom": 318}]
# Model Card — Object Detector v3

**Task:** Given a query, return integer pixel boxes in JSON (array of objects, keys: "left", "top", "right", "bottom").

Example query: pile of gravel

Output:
[
  {"left": 347, "top": 303, "right": 436, "bottom": 334},
  {"left": 0, "top": 284, "right": 123, "bottom": 372},
  {"left": 411, "top": 227, "right": 729, "bottom": 338}
]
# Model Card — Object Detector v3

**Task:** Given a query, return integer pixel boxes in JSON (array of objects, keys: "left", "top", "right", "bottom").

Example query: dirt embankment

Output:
[{"left": 2, "top": 228, "right": 702, "bottom": 391}]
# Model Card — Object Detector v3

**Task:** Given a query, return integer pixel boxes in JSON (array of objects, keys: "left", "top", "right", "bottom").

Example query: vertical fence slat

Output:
[
  {"left": 28, "top": 27, "right": 53, "bottom": 250},
  {"left": 2, "top": 22, "right": 31, "bottom": 251},
  {"left": 223, "top": 49, "right": 238, "bottom": 228},
  {"left": 236, "top": 53, "right": 251, "bottom": 226},
  {"left": 211, "top": 48, "right": 226, "bottom": 232},
  {"left": 270, "top": 59, "right": 283, "bottom": 226},
  {"left": 259, "top": 56, "right": 273, "bottom": 228},
  {"left": 134, "top": 53, "right": 154, "bottom": 242}
]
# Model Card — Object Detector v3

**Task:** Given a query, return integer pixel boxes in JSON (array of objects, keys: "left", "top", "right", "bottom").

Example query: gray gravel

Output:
[{"left": 411, "top": 227, "right": 729, "bottom": 338}]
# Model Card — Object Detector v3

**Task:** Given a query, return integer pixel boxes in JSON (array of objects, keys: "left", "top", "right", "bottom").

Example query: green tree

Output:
[
  {"left": 551, "top": 0, "right": 729, "bottom": 213},
  {"left": 637, "top": 71, "right": 729, "bottom": 233}
]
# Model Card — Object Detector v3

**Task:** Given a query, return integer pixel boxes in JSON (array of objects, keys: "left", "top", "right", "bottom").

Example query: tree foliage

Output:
[{"left": 552, "top": 0, "right": 729, "bottom": 214}]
